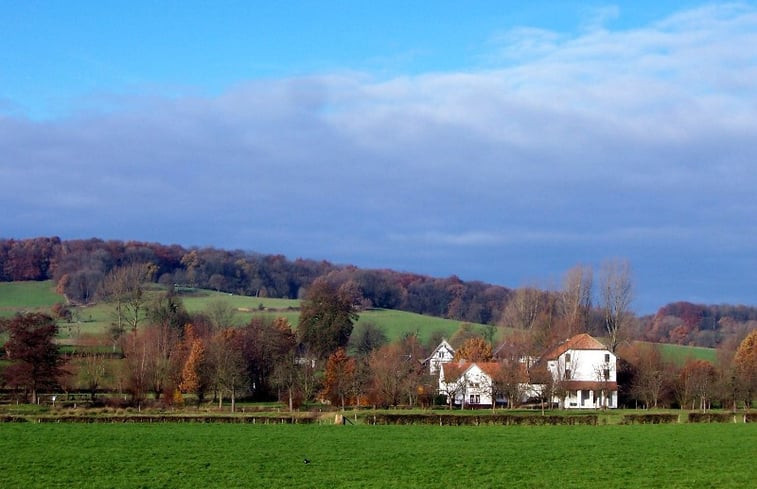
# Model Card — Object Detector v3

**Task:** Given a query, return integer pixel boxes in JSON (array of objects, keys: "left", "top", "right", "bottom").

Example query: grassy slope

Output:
[
  {"left": 0, "top": 281, "right": 717, "bottom": 361},
  {"left": 0, "top": 280, "right": 62, "bottom": 317},
  {"left": 0, "top": 423, "right": 754, "bottom": 488}
]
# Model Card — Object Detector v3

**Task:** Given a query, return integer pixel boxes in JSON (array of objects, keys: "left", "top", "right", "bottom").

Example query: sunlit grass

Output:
[{"left": 0, "top": 423, "right": 753, "bottom": 488}]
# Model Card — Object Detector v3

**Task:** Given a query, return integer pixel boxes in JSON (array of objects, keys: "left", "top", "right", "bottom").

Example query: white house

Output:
[
  {"left": 424, "top": 339, "right": 455, "bottom": 375},
  {"left": 436, "top": 333, "right": 618, "bottom": 409},
  {"left": 541, "top": 333, "right": 618, "bottom": 409},
  {"left": 438, "top": 361, "right": 499, "bottom": 407}
]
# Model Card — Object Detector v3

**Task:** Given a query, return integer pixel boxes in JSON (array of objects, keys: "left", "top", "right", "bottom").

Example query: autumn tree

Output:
[
  {"left": 453, "top": 337, "right": 493, "bottom": 362},
  {"left": 599, "top": 259, "right": 633, "bottom": 352},
  {"left": 676, "top": 360, "right": 717, "bottom": 412},
  {"left": 733, "top": 329, "right": 757, "bottom": 409},
  {"left": 323, "top": 348, "right": 356, "bottom": 409},
  {"left": 179, "top": 326, "right": 211, "bottom": 405},
  {"left": 297, "top": 279, "right": 358, "bottom": 360},
  {"left": 2, "top": 313, "right": 65, "bottom": 404},
  {"left": 368, "top": 343, "right": 416, "bottom": 407}
]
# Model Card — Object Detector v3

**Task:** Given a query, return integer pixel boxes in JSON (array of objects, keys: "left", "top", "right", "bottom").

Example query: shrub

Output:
[
  {"left": 688, "top": 413, "right": 735, "bottom": 423},
  {"left": 621, "top": 414, "right": 679, "bottom": 425}
]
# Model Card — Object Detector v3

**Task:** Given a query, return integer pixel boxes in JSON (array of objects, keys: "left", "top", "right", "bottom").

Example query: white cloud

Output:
[{"left": 1, "top": 3, "right": 756, "bottom": 310}]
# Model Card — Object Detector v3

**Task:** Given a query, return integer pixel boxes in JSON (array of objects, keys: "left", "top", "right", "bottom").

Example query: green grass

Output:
[
  {"left": 0, "top": 280, "right": 63, "bottom": 317},
  {"left": 0, "top": 423, "right": 753, "bottom": 488},
  {"left": 650, "top": 342, "right": 718, "bottom": 365},
  {"left": 356, "top": 308, "right": 496, "bottom": 342}
]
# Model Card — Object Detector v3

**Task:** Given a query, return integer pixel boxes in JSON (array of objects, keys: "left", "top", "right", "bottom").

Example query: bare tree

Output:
[
  {"left": 78, "top": 353, "right": 107, "bottom": 402},
  {"left": 560, "top": 265, "right": 593, "bottom": 336},
  {"left": 501, "top": 287, "right": 545, "bottom": 330},
  {"left": 599, "top": 259, "right": 633, "bottom": 353},
  {"left": 100, "top": 263, "right": 155, "bottom": 337},
  {"left": 593, "top": 358, "right": 614, "bottom": 410},
  {"left": 207, "top": 329, "right": 248, "bottom": 412},
  {"left": 437, "top": 368, "right": 468, "bottom": 410}
]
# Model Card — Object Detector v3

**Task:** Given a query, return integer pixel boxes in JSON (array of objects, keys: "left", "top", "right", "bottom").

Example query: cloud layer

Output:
[{"left": 2, "top": 4, "right": 756, "bottom": 312}]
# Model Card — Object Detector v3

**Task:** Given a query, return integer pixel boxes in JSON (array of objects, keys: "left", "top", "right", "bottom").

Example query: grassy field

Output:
[
  {"left": 0, "top": 423, "right": 753, "bottom": 488},
  {"left": 0, "top": 280, "right": 62, "bottom": 317},
  {"left": 651, "top": 342, "right": 718, "bottom": 365}
]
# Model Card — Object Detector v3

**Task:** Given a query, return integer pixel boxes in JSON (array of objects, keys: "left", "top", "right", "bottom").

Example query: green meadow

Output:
[
  {"left": 0, "top": 281, "right": 62, "bottom": 317},
  {"left": 0, "top": 423, "right": 753, "bottom": 488}
]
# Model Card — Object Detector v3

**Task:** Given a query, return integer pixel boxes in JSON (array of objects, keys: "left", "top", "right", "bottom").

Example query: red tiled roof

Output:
[
  {"left": 441, "top": 361, "right": 501, "bottom": 382},
  {"left": 541, "top": 334, "right": 608, "bottom": 361},
  {"left": 441, "top": 362, "right": 471, "bottom": 382},
  {"left": 441, "top": 361, "right": 530, "bottom": 383}
]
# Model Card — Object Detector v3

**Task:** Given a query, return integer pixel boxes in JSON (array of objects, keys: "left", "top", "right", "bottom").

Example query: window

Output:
[
  {"left": 565, "top": 353, "right": 571, "bottom": 362},
  {"left": 603, "top": 369, "right": 610, "bottom": 380},
  {"left": 605, "top": 353, "right": 610, "bottom": 363},
  {"left": 470, "top": 395, "right": 475, "bottom": 404},
  {"left": 565, "top": 369, "right": 571, "bottom": 380},
  {"left": 438, "top": 351, "right": 443, "bottom": 358}
]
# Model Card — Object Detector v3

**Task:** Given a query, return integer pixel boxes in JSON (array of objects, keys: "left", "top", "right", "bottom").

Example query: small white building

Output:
[
  {"left": 541, "top": 334, "right": 618, "bottom": 409},
  {"left": 439, "top": 362, "right": 499, "bottom": 407},
  {"left": 425, "top": 339, "right": 455, "bottom": 375}
]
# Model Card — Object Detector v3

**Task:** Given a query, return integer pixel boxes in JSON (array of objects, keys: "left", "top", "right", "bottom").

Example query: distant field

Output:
[
  {"left": 0, "top": 423, "right": 753, "bottom": 488},
  {"left": 649, "top": 342, "right": 718, "bottom": 365},
  {"left": 0, "top": 280, "right": 62, "bottom": 317},
  {"left": 355, "top": 308, "right": 496, "bottom": 342}
]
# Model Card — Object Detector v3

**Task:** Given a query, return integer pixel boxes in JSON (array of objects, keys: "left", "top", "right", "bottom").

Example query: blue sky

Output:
[{"left": 1, "top": 1, "right": 756, "bottom": 312}]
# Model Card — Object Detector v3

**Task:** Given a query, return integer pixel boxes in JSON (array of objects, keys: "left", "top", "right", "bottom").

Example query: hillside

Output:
[
  {"left": 0, "top": 280, "right": 717, "bottom": 363},
  {"left": 2, "top": 237, "right": 754, "bottom": 350}
]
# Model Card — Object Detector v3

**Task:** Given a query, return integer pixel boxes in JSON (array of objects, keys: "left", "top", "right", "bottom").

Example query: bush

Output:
[
  {"left": 620, "top": 414, "right": 679, "bottom": 425},
  {"left": 688, "top": 412, "right": 735, "bottom": 423},
  {"left": 367, "top": 413, "right": 598, "bottom": 426}
]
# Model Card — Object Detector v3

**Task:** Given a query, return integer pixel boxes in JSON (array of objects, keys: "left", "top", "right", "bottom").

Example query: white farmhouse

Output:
[
  {"left": 542, "top": 333, "right": 618, "bottom": 409},
  {"left": 424, "top": 339, "right": 455, "bottom": 375},
  {"left": 438, "top": 361, "right": 499, "bottom": 407}
]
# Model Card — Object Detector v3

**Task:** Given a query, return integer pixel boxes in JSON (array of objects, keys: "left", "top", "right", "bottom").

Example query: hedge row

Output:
[
  {"left": 0, "top": 415, "right": 317, "bottom": 424},
  {"left": 620, "top": 414, "right": 680, "bottom": 424},
  {"left": 688, "top": 412, "right": 742, "bottom": 423},
  {"left": 367, "top": 414, "right": 598, "bottom": 426}
]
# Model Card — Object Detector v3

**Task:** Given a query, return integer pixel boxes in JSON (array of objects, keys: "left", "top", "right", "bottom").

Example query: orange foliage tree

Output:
[
  {"left": 323, "top": 348, "right": 356, "bottom": 409},
  {"left": 453, "top": 337, "right": 493, "bottom": 362}
]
